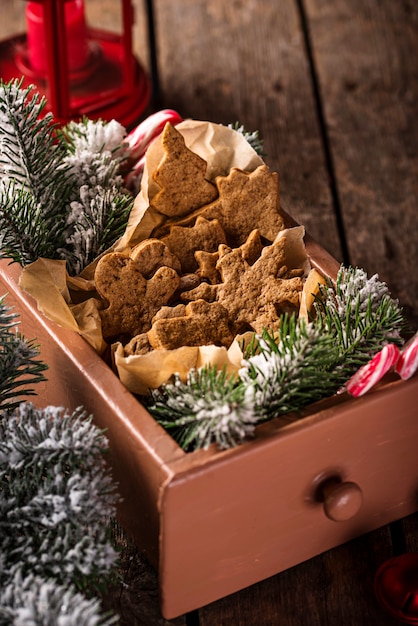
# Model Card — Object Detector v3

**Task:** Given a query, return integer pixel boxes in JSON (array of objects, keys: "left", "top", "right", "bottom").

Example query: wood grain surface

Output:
[{"left": 2, "top": 1, "right": 417, "bottom": 624}]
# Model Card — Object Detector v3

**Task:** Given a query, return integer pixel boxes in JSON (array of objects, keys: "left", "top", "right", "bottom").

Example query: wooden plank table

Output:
[{"left": 2, "top": 1, "right": 418, "bottom": 624}]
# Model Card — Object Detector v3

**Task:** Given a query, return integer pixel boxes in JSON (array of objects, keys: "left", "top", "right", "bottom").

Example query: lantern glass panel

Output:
[{"left": 0, "top": 0, "right": 151, "bottom": 127}]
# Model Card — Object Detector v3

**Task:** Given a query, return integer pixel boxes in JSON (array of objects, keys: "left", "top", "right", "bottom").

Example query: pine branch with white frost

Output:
[
  {"left": 0, "top": 571, "right": 118, "bottom": 626},
  {"left": 241, "top": 316, "right": 344, "bottom": 420},
  {"left": 0, "top": 404, "right": 119, "bottom": 590},
  {"left": 148, "top": 365, "right": 257, "bottom": 450},
  {"left": 60, "top": 117, "right": 128, "bottom": 191},
  {"left": 59, "top": 117, "right": 133, "bottom": 274},
  {"left": 63, "top": 186, "right": 133, "bottom": 276},
  {"left": 0, "top": 294, "right": 47, "bottom": 410},
  {"left": 0, "top": 293, "right": 119, "bottom": 624},
  {"left": 0, "top": 80, "right": 71, "bottom": 211},
  {"left": 0, "top": 79, "right": 134, "bottom": 275},
  {"left": 313, "top": 265, "right": 405, "bottom": 367},
  {"left": 0, "top": 80, "right": 71, "bottom": 263}
]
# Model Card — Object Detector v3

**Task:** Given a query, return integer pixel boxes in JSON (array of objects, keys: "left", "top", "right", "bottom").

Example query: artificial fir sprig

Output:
[
  {"left": 0, "top": 80, "right": 72, "bottom": 263},
  {"left": 313, "top": 265, "right": 405, "bottom": 367},
  {"left": 148, "top": 365, "right": 257, "bottom": 450},
  {"left": 0, "top": 404, "right": 118, "bottom": 589},
  {"left": 0, "top": 79, "right": 71, "bottom": 208},
  {"left": 148, "top": 266, "right": 407, "bottom": 451},
  {"left": 63, "top": 186, "right": 133, "bottom": 276},
  {"left": 0, "top": 293, "right": 119, "bottom": 624},
  {"left": 0, "top": 179, "right": 61, "bottom": 266},
  {"left": 0, "top": 571, "right": 118, "bottom": 626},
  {"left": 0, "top": 79, "right": 133, "bottom": 275},
  {"left": 227, "top": 121, "right": 265, "bottom": 156},
  {"left": 58, "top": 116, "right": 133, "bottom": 274},
  {"left": 0, "top": 294, "right": 47, "bottom": 410},
  {"left": 60, "top": 116, "right": 127, "bottom": 185},
  {"left": 241, "top": 316, "right": 345, "bottom": 420}
]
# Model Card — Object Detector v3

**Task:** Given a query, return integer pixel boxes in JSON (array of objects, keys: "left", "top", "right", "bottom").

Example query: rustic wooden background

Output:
[{"left": 2, "top": 1, "right": 417, "bottom": 625}]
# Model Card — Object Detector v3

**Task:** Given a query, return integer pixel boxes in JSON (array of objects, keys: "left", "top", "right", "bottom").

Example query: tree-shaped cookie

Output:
[{"left": 151, "top": 123, "right": 218, "bottom": 217}]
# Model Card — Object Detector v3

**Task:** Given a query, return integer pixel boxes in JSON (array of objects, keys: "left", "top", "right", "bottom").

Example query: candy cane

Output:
[
  {"left": 127, "top": 154, "right": 146, "bottom": 182},
  {"left": 125, "top": 109, "right": 183, "bottom": 160},
  {"left": 395, "top": 331, "right": 418, "bottom": 380},
  {"left": 346, "top": 343, "right": 401, "bottom": 397}
]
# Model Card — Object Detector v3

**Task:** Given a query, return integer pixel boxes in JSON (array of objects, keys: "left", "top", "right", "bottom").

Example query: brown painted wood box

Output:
[{"left": 1, "top": 236, "right": 417, "bottom": 620}]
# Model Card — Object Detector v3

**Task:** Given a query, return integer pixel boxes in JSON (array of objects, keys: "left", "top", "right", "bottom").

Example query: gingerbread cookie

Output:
[
  {"left": 162, "top": 216, "right": 227, "bottom": 273},
  {"left": 150, "top": 123, "right": 218, "bottom": 218},
  {"left": 195, "top": 249, "right": 221, "bottom": 284},
  {"left": 95, "top": 244, "right": 181, "bottom": 340},
  {"left": 177, "top": 230, "right": 303, "bottom": 334},
  {"left": 124, "top": 333, "right": 152, "bottom": 356},
  {"left": 148, "top": 300, "right": 234, "bottom": 350},
  {"left": 130, "top": 238, "right": 181, "bottom": 277},
  {"left": 215, "top": 234, "right": 304, "bottom": 334}
]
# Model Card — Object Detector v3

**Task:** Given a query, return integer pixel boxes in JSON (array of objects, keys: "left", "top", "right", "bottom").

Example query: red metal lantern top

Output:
[{"left": 0, "top": 0, "right": 151, "bottom": 127}]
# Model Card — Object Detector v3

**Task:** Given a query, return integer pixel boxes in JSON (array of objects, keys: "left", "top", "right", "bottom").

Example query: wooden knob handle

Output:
[{"left": 320, "top": 479, "right": 363, "bottom": 522}]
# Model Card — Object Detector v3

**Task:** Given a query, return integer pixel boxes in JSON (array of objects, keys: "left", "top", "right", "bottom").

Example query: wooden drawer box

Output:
[{"left": 1, "top": 243, "right": 417, "bottom": 620}]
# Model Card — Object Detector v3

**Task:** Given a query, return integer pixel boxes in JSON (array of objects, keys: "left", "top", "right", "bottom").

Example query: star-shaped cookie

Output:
[
  {"left": 215, "top": 234, "right": 304, "bottom": 334},
  {"left": 153, "top": 165, "right": 285, "bottom": 247}
]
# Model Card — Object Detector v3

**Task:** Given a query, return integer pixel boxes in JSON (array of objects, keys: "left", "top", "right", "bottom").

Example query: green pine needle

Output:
[
  {"left": 241, "top": 316, "right": 345, "bottom": 420},
  {"left": 148, "top": 365, "right": 257, "bottom": 450},
  {"left": 0, "top": 79, "right": 133, "bottom": 275},
  {"left": 0, "top": 294, "right": 48, "bottom": 410},
  {"left": 313, "top": 265, "right": 405, "bottom": 367},
  {"left": 0, "top": 180, "right": 59, "bottom": 265},
  {"left": 228, "top": 122, "right": 266, "bottom": 156}
]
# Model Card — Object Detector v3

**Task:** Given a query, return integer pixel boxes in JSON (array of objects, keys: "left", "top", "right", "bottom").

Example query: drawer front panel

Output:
[{"left": 160, "top": 377, "right": 418, "bottom": 618}]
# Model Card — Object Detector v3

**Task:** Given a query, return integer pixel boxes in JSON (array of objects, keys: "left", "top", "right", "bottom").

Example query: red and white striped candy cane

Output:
[
  {"left": 125, "top": 109, "right": 183, "bottom": 161},
  {"left": 346, "top": 343, "right": 400, "bottom": 397},
  {"left": 395, "top": 331, "right": 418, "bottom": 380}
]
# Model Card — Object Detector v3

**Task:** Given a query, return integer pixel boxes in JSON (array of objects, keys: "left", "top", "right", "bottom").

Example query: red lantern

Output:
[{"left": 0, "top": 0, "right": 151, "bottom": 127}]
